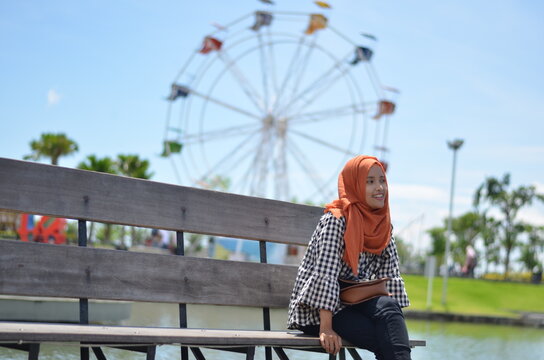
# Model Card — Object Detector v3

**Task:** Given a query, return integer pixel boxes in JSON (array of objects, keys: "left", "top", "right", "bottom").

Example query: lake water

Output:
[{"left": 1, "top": 302, "right": 543, "bottom": 359}]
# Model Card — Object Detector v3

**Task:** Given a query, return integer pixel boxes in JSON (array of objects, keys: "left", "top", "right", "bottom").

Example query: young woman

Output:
[{"left": 288, "top": 155, "right": 412, "bottom": 360}]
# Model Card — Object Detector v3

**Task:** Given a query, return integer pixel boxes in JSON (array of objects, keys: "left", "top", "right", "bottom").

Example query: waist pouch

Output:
[{"left": 338, "top": 277, "right": 391, "bottom": 305}]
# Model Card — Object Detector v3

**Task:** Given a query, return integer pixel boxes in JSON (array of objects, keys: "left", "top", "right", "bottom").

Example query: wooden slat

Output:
[
  {"left": 0, "top": 240, "right": 297, "bottom": 307},
  {"left": 0, "top": 158, "right": 323, "bottom": 245},
  {"left": 0, "top": 323, "right": 320, "bottom": 346},
  {"left": 0, "top": 322, "right": 426, "bottom": 348}
]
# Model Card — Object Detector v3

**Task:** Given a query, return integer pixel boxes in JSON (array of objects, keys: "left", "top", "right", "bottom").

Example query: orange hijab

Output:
[{"left": 324, "top": 155, "right": 391, "bottom": 274}]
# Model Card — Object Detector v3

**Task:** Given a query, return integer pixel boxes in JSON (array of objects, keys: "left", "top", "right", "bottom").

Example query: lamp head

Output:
[{"left": 447, "top": 139, "right": 464, "bottom": 150}]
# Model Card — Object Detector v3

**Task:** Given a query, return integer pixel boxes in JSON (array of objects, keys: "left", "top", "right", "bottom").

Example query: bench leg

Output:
[
  {"left": 146, "top": 345, "right": 156, "bottom": 360},
  {"left": 246, "top": 346, "right": 255, "bottom": 360},
  {"left": 190, "top": 347, "right": 206, "bottom": 360},
  {"left": 181, "top": 346, "right": 189, "bottom": 360},
  {"left": 28, "top": 343, "right": 40, "bottom": 360},
  {"left": 265, "top": 346, "right": 272, "bottom": 360},
  {"left": 0, "top": 343, "right": 41, "bottom": 360},
  {"left": 347, "top": 348, "right": 363, "bottom": 360},
  {"left": 80, "top": 346, "right": 89, "bottom": 360},
  {"left": 273, "top": 347, "right": 290, "bottom": 360},
  {"left": 91, "top": 347, "right": 108, "bottom": 360}
]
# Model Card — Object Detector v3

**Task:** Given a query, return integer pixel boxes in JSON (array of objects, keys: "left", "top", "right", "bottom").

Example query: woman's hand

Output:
[
  {"left": 319, "top": 327, "right": 342, "bottom": 355},
  {"left": 319, "top": 309, "right": 342, "bottom": 355}
]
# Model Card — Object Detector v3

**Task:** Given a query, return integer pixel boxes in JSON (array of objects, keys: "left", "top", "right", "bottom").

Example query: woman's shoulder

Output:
[{"left": 319, "top": 211, "right": 346, "bottom": 227}]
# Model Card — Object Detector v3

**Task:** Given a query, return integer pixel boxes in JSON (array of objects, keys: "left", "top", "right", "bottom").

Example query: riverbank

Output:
[
  {"left": 405, "top": 309, "right": 544, "bottom": 328},
  {"left": 402, "top": 274, "right": 544, "bottom": 328}
]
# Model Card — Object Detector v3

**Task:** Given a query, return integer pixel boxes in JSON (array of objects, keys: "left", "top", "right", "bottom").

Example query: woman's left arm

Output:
[{"left": 376, "top": 236, "right": 411, "bottom": 307}]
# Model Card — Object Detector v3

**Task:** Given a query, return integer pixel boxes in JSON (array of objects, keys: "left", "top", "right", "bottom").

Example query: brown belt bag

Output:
[{"left": 338, "top": 277, "right": 391, "bottom": 305}]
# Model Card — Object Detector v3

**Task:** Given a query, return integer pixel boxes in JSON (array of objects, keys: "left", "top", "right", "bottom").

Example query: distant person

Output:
[
  {"left": 158, "top": 229, "right": 170, "bottom": 249},
  {"left": 147, "top": 229, "right": 162, "bottom": 247},
  {"left": 288, "top": 155, "right": 412, "bottom": 359},
  {"left": 462, "top": 245, "right": 477, "bottom": 278}
]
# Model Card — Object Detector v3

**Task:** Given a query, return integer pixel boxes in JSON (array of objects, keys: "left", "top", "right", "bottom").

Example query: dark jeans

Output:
[{"left": 300, "top": 296, "right": 411, "bottom": 360}]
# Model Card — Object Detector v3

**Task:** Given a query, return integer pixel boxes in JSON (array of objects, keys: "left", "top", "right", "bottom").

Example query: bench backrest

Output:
[{"left": 0, "top": 158, "right": 323, "bottom": 308}]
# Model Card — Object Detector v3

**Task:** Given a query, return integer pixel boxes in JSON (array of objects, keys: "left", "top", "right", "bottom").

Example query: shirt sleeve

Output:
[
  {"left": 376, "top": 236, "right": 411, "bottom": 307},
  {"left": 296, "top": 214, "right": 344, "bottom": 312}
]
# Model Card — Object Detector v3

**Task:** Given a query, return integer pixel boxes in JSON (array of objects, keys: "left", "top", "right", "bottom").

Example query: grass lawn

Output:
[{"left": 403, "top": 274, "right": 544, "bottom": 317}]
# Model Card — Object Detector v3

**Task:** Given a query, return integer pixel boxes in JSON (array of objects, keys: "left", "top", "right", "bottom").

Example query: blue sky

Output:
[{"left": 1, "top": 0, "right": 543, "bottom": 255}]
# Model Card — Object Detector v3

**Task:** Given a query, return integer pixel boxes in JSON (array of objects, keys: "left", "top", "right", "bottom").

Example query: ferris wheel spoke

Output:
[
  {"left": 219, "top": 137, "right": 266, "bottom": 193},
  {"left": 255, "top": 131, "right": 273, "bottom": 197},
  {"left": 365, "top": 63, "right": 385, "bottom": 99},
  {"left": 277, "top": 49, "right": 353, "bottom": 116},
  {"left": 286, "top": 139, "right": 330, "bottom": 198},
  {"left": 218, "top": 52, "right": 265, "bottom": 112},
  {"left": 196, "top": 129, "right": 261, "bottom": 185},
  {"left": 208, "top": 12, "right": 254, "bottom": 37},
  {"left": 265, "top": 28, "right": 280, "bottom": 99},
  {"left": 183, "top": 123, "right": 260, "bottom": 144},
  {"left": 287, "top": 71, "right": 349, "bottom": 117},
  {"left": 272, "top": 36, "right": 306, "bottom": 112},
  {"left": 257, "top": 32, "right": 271, "bottom": 112},
  {"left": 273, "top": 133, "right": 289, "bottom": 200},
  {"left": 288, "top": 103, "right": 373, "bottom": 126},
  {"left": 246, "top": 131, "right": 272, "bottom": 197},
  {"left": 186, "top": 87, "right": 261, "bottom": 120},
  {"left": 235, "top": 130, "right": 269, "bottom": 196},
  {"left": 290, "top": 129, "right": 357, "bottom": 156},
  {"left": 274, "top": 36, "right": 318, "bottom": 114},
  {"left": 284, "top": 37, "right": 317, "bottom": 111}
]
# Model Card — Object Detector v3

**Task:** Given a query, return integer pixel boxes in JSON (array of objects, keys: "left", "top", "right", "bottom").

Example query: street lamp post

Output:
[{"left": 441, "top": 138, "right": 464, "bottom": 305}]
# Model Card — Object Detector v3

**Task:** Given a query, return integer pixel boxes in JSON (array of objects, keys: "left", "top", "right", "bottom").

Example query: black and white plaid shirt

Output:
[{"left": 287, "top": 212, "right": 410, "bottom": 329}]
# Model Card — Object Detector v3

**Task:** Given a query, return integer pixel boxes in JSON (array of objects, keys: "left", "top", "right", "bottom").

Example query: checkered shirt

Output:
[{"left": 287, "top": 212, "right": 410, "bottom": 329}]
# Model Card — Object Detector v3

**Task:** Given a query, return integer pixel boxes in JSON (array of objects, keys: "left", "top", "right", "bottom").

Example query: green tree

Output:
[
  {"left": 474, "top": 173, "right": 544, "bottom": 278},
  {"left": 77, "top": 155, "right": 117, "bottom": 243},
  {"left": 77, "top": 155, "right": 117, "bottom": 174},
  {"left": 24, "top": 133, "right": 79, "bottom": 165},
  {"left": 450, "top": 212, "right": 480, "bottom": 265},
  {"left": 519, "top": 224, "right": 544, "bottom": 273},
  {"left": 116, "top": 154, "right": 154, "bottom": 179},
  {"left": 477, "top": 213, "right": 501, "bottom": 273},
  {"left": 427, "top": 226, "right": 446, "bottom": 268}
]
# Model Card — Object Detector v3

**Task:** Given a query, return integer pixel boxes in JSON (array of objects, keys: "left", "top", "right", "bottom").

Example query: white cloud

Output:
[
  {"left": 391, "top": 183, "right": 472, "bottom": 206},
  {"left": 518, "top": 207, "right": 544, "bottom": 226},
  {"left": 479, "top": 145, "right": 544, "bottom": 164},
  {"left": 390, "top": 183, "right": 447, "bottom": 202},
  {"left": 47, "top": 89, "right": 61, "bottom": 106},
  {"left": 534, "top": 182, "right": 544, "bottom": 194}
]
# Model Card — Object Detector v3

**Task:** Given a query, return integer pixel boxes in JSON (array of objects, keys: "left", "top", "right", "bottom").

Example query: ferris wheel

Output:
[{"left": 163, "top": 8, "right": 397, "bottom": 202}]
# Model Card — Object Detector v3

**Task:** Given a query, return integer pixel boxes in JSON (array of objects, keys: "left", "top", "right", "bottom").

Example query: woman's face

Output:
[{"left": 365, "top": 165, "right": 387, "bottom": 209}]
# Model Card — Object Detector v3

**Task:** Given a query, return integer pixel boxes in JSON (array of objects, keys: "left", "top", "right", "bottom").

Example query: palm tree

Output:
[
  {"left": 77, "top": 155, "right": 117, "bottom": 243},
  {"left": 116, "top": 154, "right": 154, "bottom": 179},
  {"left": 24, "top": 133, "right": 79, "bottom": 165},
  {"left": 474, "top": 173, "right": 544, "bottom": 278},
  {"left": 77, "top": 155, "right": 117, "bottom": 174}
]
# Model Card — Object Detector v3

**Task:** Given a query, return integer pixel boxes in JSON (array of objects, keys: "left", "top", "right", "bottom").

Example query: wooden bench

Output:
[{"left": 0, "top": 158, "right": 425, "bottom": 360}]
